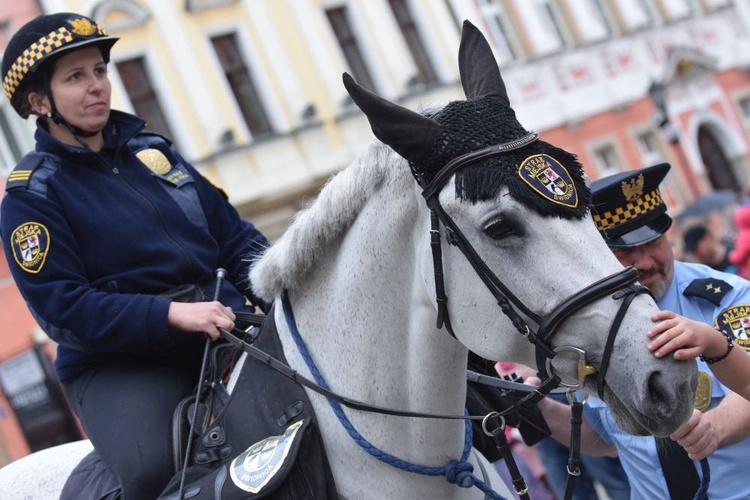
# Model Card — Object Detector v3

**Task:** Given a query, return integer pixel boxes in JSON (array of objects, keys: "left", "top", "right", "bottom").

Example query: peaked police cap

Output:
[{"left": 590, "top": 163, "right": 673, "bottom": 249}]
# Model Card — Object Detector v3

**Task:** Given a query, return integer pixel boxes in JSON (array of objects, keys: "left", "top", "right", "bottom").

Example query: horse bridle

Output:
[{"left": 411, "top": 131, "right": 652, "bottom": 396}]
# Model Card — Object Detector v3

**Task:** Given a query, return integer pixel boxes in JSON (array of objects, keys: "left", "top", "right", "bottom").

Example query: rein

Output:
[
  {"left": 220, "top": 299, "right": 586, "bottom": 500},
  {"left": 221, "top": 301, "right": 518, "bottom": 499}
]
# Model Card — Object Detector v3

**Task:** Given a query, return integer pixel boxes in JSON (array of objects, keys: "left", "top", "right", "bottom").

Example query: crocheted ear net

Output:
[{"left": 417, "top": 95, "right": 591, "bottom": 220}]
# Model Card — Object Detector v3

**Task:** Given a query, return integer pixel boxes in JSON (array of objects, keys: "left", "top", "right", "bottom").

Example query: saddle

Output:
[
  {"left": 159, "top": 307, "right": 338, "bottom": 499},
  {"left": 62, "top": 307, "right": 338, "bottom": 500}
]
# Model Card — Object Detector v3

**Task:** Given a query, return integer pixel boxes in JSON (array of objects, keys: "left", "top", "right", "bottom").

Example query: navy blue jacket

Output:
[{"left": 1, "top": 111, "right": 269, "bottom": 380}]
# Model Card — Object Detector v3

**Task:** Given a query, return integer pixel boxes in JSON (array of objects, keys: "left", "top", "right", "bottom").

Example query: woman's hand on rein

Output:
[{"left": 168, "top": 301, "right": 236, "bottom": 340}]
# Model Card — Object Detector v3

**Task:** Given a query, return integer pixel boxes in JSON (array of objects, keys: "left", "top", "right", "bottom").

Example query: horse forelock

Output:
[
  {"left": 249, "top": 141, "right": 410, "bottom": 301},
  {"left": 455, "top": 141, "right": 592, "bottom": 219},
  {"left": 418, "top": 96, "right": 591, "bottom": 219}
]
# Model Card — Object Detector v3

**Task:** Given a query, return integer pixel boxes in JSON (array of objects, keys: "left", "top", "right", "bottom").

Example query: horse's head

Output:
[{"left": 343, "top": 20, "right": 696, "bottom": 437}]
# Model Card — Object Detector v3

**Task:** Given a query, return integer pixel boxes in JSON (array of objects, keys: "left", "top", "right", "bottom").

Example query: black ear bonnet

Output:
[{"left": 343, "top": 20, "right": 590, "bottom": 220}]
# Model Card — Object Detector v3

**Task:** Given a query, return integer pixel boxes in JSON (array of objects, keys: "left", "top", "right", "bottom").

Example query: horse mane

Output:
[{"left": 249, "top": 140, "right": 408, "bottom": 301}]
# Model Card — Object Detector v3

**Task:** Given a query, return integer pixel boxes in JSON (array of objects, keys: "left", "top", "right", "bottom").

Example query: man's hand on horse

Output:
[{"left": 168, "top": 301, "right": 236, "bottom": 340}]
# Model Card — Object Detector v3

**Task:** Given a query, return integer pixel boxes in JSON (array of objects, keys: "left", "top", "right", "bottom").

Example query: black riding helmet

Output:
[{"left": 2, "top": 13, "right": 118, "bottom": 119}]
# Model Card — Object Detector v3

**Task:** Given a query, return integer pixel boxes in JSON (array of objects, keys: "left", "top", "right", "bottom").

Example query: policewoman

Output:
[
  {"left": 1, "top": 13, "right": 269, "bottom": 498},
  {"left": 587, "top": 163, "right": 750, "bottom": 499}
]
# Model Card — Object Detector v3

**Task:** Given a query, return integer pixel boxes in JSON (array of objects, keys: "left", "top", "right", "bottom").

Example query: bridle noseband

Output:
[{"left": 412, "top": 131, "right": 651, "bottom": 396}]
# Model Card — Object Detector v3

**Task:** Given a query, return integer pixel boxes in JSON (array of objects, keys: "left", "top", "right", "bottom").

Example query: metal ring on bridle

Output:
[{"left": 481, "top": 412, "right": 506, "bottom": 437}]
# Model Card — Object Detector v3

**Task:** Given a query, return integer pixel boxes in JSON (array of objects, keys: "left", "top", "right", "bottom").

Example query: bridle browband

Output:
[{"left": 410, "top": 131, "right": 651, "bottom": 394}]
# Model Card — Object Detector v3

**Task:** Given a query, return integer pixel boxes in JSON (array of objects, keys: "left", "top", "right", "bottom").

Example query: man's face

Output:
[{"left": 611, "top": 234, "right": 674, "bottom": 301}]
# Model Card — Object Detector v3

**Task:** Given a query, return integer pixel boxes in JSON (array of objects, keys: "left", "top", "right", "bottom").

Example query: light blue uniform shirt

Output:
[{"left": 586, "top": 260, "right": 750, "bottom": 500}]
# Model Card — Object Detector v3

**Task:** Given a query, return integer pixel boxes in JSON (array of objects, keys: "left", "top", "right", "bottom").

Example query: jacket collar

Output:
[{"left": 34, "top": 110, "right": 146, "bottom": 158}]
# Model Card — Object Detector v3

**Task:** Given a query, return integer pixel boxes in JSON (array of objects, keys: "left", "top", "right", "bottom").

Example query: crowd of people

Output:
[{"left": 4, "top": 10, "right": 750, "bottom": 500}]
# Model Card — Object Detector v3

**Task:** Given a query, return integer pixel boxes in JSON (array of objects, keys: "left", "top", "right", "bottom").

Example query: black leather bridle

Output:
[{"left": 411, "top": 131, "right": 652, "bottom": 395}]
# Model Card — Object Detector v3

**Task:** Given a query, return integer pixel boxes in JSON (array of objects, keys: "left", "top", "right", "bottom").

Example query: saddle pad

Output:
[{"left": 60, "top": 450, "right": 120, "bottom": 500}]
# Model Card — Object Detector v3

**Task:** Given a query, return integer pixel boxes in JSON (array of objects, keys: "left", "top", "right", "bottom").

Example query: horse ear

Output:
[
  {"left": 458, "top": 20, "right": 510, "bottom": 105},
  {"left": 342, "top": 73, "right": 440, "bottom": 164}
]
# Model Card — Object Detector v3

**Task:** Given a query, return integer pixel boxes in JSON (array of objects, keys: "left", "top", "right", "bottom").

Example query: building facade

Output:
[{"left": 1, "top": 0, "right": 750, "bottom": 462}]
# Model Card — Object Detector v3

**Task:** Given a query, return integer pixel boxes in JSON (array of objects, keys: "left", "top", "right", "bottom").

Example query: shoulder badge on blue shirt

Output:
[
  {"left": 715, "top": 304, "right": 750, "bottom": 351},
  {"left": 683, "top": 278, "right": 733, "bottom": 306},
  {"left": 6, "top": 153, "right": 45, "bottom": 192}
]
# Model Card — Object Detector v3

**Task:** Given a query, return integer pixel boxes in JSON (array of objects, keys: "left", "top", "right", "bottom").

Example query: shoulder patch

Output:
[
  {"left": 6, "top": 154, "right": 45, "bottom": 192},
  {"left": 715, "top": 304, "right": 750, "bottom": 351},
  {"left": 683, "top": 278, "right": 733, "bottom": 306},
  {"left": 10, "top": 222, "right": 50, "bottom": 274}
]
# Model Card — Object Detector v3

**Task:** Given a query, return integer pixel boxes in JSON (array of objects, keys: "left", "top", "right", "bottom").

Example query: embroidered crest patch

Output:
[
  {"left": 518, "top": 154, "right": 578, "bottom": 208},
  {"left": 136, "top": 148, "right": 172, "bottom": 175},
  {"left": 229, "top": 419, "right": 304, "bottom": 493},
  {"left": 11, "top": 222, "right": 50, "bottom": 274},
  {"left": 715, "top": 304, "right": 750, "bottom": 351}
]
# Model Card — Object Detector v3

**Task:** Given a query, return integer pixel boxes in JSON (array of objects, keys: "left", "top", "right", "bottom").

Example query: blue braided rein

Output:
[
  {"left": 695, "top": 458, "right": 710, "bottom": 500},
  {"left": 281, "top": 292, "right": 508, "bottom": 499}
]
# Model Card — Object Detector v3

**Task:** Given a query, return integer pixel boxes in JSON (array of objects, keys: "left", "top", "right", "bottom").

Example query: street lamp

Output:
[
  {"left": 648, "top": 81, "right": 680, "bottom": 144},
  {"left": 647, "top": 80, "right": 701, "bottom": 197}
]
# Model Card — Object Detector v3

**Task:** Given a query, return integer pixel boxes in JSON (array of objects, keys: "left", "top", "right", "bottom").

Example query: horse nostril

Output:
[{"left": 646, "top": 371, "right": 672, "bottom": 418}]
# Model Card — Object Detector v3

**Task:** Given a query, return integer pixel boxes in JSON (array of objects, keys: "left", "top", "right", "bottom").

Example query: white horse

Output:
[{"left": 0, "top": 21, "right": 697, "bottom": 500}]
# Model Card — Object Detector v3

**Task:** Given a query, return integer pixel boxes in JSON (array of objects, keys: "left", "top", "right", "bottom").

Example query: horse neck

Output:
[{"left": 275, "top": 179, "right": 471, "bottom": 464}]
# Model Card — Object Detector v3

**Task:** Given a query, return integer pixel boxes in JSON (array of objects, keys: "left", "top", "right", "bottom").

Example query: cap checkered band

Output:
[
  {"left": 2, "top": 22, "right": 107, "bottom": 101},
  {"left": 592, "top": 189, "right": 663, "bottom": 231}
]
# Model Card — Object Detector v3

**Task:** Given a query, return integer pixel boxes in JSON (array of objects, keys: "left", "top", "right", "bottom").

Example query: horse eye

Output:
[{"left": 483, "top": 219, "right": 523, "bottom": 240}]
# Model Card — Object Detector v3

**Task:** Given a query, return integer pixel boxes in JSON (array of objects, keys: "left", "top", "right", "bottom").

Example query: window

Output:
[
  {"left": 635, "top": 130, "right": 664, "bottom": 166},
  {"left": 326, "top": 6, "right": 377, "bottom": 93},
  {"left": 211, "top": 33, "right": 273, "bottom": 138},
  {"left": 534, "top": 0, "right": 569, "bottom": 49},
  {"left": 593, "top": 143, "right": 621, "bottom": 175},
  {"left": 585, "top": 0, "right": 612, "bottom": 38},
  {"left": 115, "top": 58, "right": 177, "bottom": 145},
  {"left": 636, "top": 0, "right": 657, "bottom": 26},
  {"left": 442, "top": 0, "right": 461, "bottom": 31},
  {"left": 388, "top": 0, "right": 438, "bottom": 87},
  {"left": 477, "top": 0, "right": 519, "bottom": 64},
  {"left": 185, "top": 0, "right": 236, "bottom": 12},
  {"left": 661, "top": 0, "right": 694, "bottom": 21}
]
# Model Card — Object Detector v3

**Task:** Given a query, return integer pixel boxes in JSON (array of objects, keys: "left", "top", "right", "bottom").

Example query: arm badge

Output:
[
  {"left": 715, "top": 304, "right": 750, "bottom": 351},
  {"left": 683, "top": 278, "right": 732, "bottom": 306},
  {"left": 11, "top": 222, "right": 50, "bottom": 274}
]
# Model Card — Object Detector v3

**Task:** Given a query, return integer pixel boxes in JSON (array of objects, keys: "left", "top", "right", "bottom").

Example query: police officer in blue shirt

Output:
[
  {"left": 1, "top": 13, "right": 269, "bottom": 499},
  {"left": 537, "top": 163, "right": 750, "bottom": 499}
]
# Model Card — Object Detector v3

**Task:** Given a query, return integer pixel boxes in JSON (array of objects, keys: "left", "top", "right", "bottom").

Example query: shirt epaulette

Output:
[
  {"left": 6, "top": 153, "right": 45, "bottom": 192},
  {"left": 683, "top": 277, "right": 733, "bottom": 306}
]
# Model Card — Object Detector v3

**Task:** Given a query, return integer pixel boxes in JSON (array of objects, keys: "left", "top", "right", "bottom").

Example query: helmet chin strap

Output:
[{"left": 45, "top": 94, "right": 100, "bottom": 150}]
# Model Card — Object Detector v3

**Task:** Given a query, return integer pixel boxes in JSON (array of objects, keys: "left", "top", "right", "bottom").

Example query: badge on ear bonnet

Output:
[{"left": 343, "top": 20, "right": 590, "bottom": 219}]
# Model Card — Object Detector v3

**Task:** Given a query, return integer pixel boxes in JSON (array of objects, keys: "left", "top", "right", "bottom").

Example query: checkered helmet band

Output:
[{"left": 2, "top": 16, "right": 110, "bottom": 102}]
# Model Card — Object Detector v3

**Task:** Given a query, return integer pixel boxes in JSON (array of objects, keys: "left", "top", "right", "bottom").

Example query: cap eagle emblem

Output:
[
  {"left": 621, "top": 174, "right": 644, "bottom": 202},
  {"left": 68, "top": 18, "right": 97, "bottom": 36}
]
